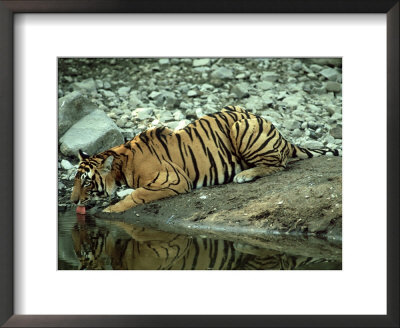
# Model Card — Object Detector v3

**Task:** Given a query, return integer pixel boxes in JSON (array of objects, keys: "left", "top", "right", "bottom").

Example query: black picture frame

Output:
[{"left": 1, "top": 1, "right": 398, "bottom": 327}]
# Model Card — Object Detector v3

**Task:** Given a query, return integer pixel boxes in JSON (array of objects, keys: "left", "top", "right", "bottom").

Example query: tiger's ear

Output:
[
  {"left": 101, "top": 155, "right": 114, "bottom": 174},
  {"left": 78, "top": 149, "right": 90, "bottom": 161}
]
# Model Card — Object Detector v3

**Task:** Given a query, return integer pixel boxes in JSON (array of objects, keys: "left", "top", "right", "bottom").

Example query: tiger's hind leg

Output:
[{"left": 230, "top": 117, "right": 290, "bottom": 184}]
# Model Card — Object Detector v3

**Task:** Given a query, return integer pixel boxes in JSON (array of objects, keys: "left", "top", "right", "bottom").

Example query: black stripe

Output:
[
  {"left": 191, "top": 239, "right": 200, "bottom": 270},
  {"left": 188, "top": 146, "right": 200, "bottom": 189}
]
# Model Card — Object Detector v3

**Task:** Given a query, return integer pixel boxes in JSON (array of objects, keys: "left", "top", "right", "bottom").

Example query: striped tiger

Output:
[
  {"left": 70, "top": 106, "right": 340, "bottom": 213},
  {"left": 70, "top": 220, "right": 340, "bottom": 270}
]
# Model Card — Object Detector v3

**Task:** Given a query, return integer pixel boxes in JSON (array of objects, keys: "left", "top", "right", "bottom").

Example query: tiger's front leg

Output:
[{"left": 103, "top": 161, "right": 192, "bottom": 213}]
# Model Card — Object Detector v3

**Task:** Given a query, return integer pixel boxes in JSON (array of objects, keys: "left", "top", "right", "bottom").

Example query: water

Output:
[{"left": 58, "top": 209, "right": 341, "bottom": 270}]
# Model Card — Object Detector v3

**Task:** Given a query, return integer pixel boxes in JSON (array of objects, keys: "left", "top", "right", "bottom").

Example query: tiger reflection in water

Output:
[{"left": 71, "top": 218, "right": 340, "bottom": 270}]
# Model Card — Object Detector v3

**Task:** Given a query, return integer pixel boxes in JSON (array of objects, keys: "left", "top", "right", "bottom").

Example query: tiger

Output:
[
  {"left": 70, "top": 105, "right": 340, "bottom": 213},
  {"left": 70, "top": 219, "right": 341, "bottom": 270}
]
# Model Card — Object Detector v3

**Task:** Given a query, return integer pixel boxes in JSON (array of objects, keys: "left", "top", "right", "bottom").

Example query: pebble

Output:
[
  {"left": 187, "top": 90, "right": 198, "bottom": 97},
  {"left": 325, "top": 81, "right": 342, "bottom": 92},
  {"left": 256, "top": 81, "right": 274, "bottom": 91},
  {"left": 330, "top": 126, "right": 342, "bottom": 139},
  {"left": 211, "top": 67, "right": 233, "bottom": 80},
  {"left": 260, "top": 72, "right": 279, "bottom": 82},
  {"left": 117, "top": 86, "right": 131, "bottom": 97},
  {"left": 159, "top": 58, "right": 170, "bottom": 65},
  {"left": 193, "top": 59, "right": 210, "bottom": 67},
  {"left": 231, "top": 83, "right": 249, "bottom": 99},
  {"left": 60, "top": 159, "right": 74, "bottom": 170},
  {"left": 320, "top": 68, "right": 339, "bottom": 81}
]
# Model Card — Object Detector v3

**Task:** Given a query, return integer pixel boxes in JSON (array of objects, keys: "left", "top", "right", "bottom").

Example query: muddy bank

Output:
[{"left": 94, "top": 156, "right": 342, "bottom": 260}]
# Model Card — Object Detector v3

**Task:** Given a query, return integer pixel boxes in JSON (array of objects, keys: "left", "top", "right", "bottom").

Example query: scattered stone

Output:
[
  {"left": 283, "top": 119, "right": 301, "bottom": 131},
  {"left": 193, "top": 59, "right": 211, "bottom": 67},
  {"left": 256, "top": 81, "right": 274, "bottom": 91},
  {"left": 320, "top": 68, "right": 339, "bottom": 81},
  {"left": 71, "top": 78, "right": 97, "bottom": 94},
  {"left": 134, "top": 108, "right": 154, "bottom": 120},
  {"left": 330, "top": 126, "right": 342, "bottom": 139},
  {"left": 159, "top": 58, "right": 170, "bottom": 65},
  {"left": 325, "top": 81, "right": 342, "bottom": 92},
  {"left": 245, "top": 96, "right": 263, "bottom": 111},
  {"left": 187, "top": 90, "right": 198, "bottom": 97},
  {"left": 117, "top": 86, "right": 131, "bottom": 97},
  {"left": 260, "top": 72, "right": 279, "bottom": 82},
  {"left": 310, "top": 64, "right": 323, "bottom": 72},
  {"left": 303, "top": 140, "right": 324, "bottom": 149},
  {"left": 231, "top": 83, "right": 249, "bottom": 99},
  {"left": 211, "top": 67, "right": 233, "bottom": 80},
  {"left": 60, "top": 159, "right": 74, "bottom": 170}
]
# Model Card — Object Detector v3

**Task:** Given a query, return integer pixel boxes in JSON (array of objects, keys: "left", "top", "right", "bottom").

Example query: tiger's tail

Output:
[{"left": 289, "top": 143, "right": 341, "bottom": 159}]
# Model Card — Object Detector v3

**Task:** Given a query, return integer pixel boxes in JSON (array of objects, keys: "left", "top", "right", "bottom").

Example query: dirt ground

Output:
[{"left": 94, "top": 156, "right": 342, "bottom": 260}]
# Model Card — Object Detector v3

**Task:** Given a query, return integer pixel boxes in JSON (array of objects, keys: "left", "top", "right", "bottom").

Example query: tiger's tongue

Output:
[{"left": 76, "top": 206, "right": 86, "bottom": 215}]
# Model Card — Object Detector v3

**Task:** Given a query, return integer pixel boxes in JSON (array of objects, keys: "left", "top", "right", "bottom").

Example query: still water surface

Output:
[{"left": 59, "top": 209, "right": 341, "bottom": 270}]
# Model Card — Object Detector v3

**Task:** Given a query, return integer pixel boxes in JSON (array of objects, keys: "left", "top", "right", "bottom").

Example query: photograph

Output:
[{"left": 58, "top": 57, "right": 343, "bottom": 270}]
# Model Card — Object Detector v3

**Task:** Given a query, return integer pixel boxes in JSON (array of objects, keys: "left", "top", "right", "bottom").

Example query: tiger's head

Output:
[{"left": 70, "top": 149, "right": 117, "bottom": 206}]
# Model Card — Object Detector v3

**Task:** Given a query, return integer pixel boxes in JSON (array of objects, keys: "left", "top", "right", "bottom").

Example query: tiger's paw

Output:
[
  {"left": 103, "top": 203, "right": 126, "bottom": 213},
  {"left": 233, "top": 172, "right": 257, "bottom": 184}
]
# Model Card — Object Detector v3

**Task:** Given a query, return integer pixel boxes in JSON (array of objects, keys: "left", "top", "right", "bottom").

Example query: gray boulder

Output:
[
  {"left": 59, "top": 110, "right": 124, "bottom": 157},
  {"left": 58, "top": 91, "right": 97, "bottom": 136}
]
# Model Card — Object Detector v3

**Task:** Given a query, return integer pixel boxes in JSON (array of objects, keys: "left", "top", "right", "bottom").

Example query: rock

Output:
[
  {"left": 200, "top": 84, "right": 214, "bottom": 92},
  {"left": 159, "top": 58, "right": 170, "bottom": 65},
  {"left": 320, "top": 68, "right": 339, "bottom": 81},
  {"left": 211, "top": 67, "right": 233, "bottom": 80},
  {"left": 283, "top": 119, "right": 301, "bottom": 131},
  {"left": 60, "top": 159, "right": 74, "bottom": 170},
  {"left": 187, "top": 90, "right": 198, "bottom": 97},
  {"left": 304, "top": 58, "right": 342, "bottom": 67},
  {"left": 59, "top": 110, "right": 124, "bottom": 157},
  {"left": 325, "top": 81, "right": 342, "bottom": 92},
  {"left": 71, "top": 78, "right": 97, "bottom": 94},
  {"left": 148, "top": 91, "right": 161, "bottom": 100},
  {"left": 193, "top": 59, "right": 210, "bottom": 67},
  {"left": 310, "top": 64, "right": 323, "bottom": 72},
  {"left": 101, "top": 90, "right": 116, "bottom": 98},
  {"left": 173, "top": 110, "right": 185, "bottom": 121},
  {"left": 151, "top": 91, "right": 177, "bottom": 108},
  {"left": 292, "top": 61, "right": 303, "bottom": 71},
  {"left": 261, "top": 94, "right": 274, "bottom": 106},
  {"left": 159, "top": 111, "right": 174, "bottom": 122},
  {"left": 245, "top": 96, "right": 263, "bottom": 111},
  {"left": 103, "top": 81, "right": 111, "bottom": 89},
  {"left": 330, "top": 126, "right": 342, "bottom": 139},
  {"left": 231, "top": 83, "right": 249, "bottom": 99},
  {"left": 117, "top": 86, "right": 131, "bottom": 97},
  {"left": 174, "top": 119, "right": 191, "bottom": 130},
  {"left": 260, "top": 72, "right": 279, "bottom": 82},
  {"left": 134, "top": 107, "right": 154, "bottom": 120},
  {"left": 256, "top": 81, "right": 274, "bottom": 91},
  {"left": 303, "top": 140, "right": 324, "bottom": 149},
  {"left": 129, "top": 92, "right": 143, "bottom": 107},
  {"left": 58, "top": 91, "right": 97, "bottom": 136},
  {"left": 282, "top": 95, "right": 302, "bottom": 108}
]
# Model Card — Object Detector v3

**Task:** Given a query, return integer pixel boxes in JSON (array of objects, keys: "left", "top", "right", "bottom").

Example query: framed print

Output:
[{"left": 1, "top": 1, "right": 398, "bottom": 327}]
